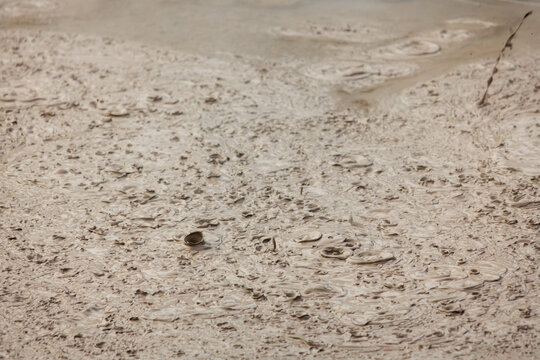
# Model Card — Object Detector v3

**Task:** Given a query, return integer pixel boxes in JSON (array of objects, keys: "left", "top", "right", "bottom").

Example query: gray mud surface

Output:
[{"left": 1, "top": 0, "right": 539, "bottom": 358}]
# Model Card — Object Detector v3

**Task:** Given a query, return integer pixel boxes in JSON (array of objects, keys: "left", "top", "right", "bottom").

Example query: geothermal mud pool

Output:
[{"left": 0, "top": 0, "right": 539, "bottom": 358}]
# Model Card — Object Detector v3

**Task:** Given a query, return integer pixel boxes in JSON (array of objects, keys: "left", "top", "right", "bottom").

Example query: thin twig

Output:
[{"left": 478, "top": 10, "right": 532, "bottom": 106}]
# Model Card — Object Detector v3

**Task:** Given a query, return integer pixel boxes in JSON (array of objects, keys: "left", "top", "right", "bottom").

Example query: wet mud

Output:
[{"left": 0, "top": 0, "right": 539, "bottom": 359}]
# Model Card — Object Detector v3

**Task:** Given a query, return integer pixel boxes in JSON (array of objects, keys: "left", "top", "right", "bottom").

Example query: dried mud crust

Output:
[{"left": 0, "top": 30, "right": 539, "bottom": 359}]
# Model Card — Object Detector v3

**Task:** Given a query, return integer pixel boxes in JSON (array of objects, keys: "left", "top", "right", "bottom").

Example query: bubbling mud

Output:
[{"left": 1, "top": 0, "right": 539, "bottom": 359}]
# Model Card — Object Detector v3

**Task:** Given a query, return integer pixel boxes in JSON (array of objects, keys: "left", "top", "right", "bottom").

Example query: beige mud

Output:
[{"left": 1, "top": 0, "right": 539, "bottom": 359}]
